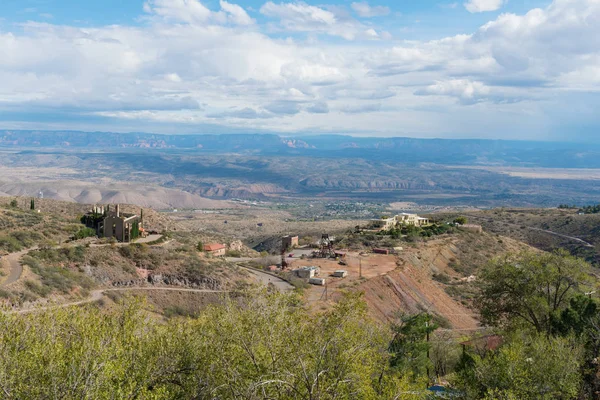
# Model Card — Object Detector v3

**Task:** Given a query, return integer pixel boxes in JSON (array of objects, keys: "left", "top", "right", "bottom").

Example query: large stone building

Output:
[
  {"left": 282, "top": 235, "right": 299, "bottom": 250},
  {"left": 99, "top": 204, "right": 143, "bottom": 243},
  {"left": 370, "top": 213, "right": 431, "bottom": 230}
]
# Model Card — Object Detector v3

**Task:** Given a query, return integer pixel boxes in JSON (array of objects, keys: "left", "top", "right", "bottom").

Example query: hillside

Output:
[
  {"left": 355, "top": 231, "right": 533, "bottom": 329},
  {"left": 437, "top": 208, "right": 600, "bottom": 265},
  {"left": 3, "top": 130, "right": 600, "bottom": 168},
  {"left": 3, "top": 150, "right": 600, "bottom": 208},
  {"left": 0, "top": 197, "right": 256, "bottom": 314}
]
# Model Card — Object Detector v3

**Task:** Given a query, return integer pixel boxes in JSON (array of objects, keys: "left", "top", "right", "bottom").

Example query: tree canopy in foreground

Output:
[{"left": 0, "top": 292, "right": 421, "bottom": 399}]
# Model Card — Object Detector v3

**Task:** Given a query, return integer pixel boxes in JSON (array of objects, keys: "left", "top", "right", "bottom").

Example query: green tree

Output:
[
  {"left": 196, "top": 241, "right": 204, "bottom": 252},
  {"left": 30, "top": 198, "right": 35, "bottom": 210},
  {"left": 9, "top": 199, "right": 17, "bottom": 208},
  {"left": 454, "top": 216, "right": 468, "bottom": 225},
  {"left": 0, "top": 292, "right": 424, "bottom": 399},
  {"left": 456, "top": 334, "right": 583, "bottom": 400},
  {"left": 131, "top": 221, "right": 140, "bottom": 240},
  {"left": 73, "top": 227, "right": 97, "bottom": 240},
  {"left": 476, "top": 250, "right": 592, "bottom": 334},
  {"left": 389, "top": 313, "right": 437, "bottom": 378}
]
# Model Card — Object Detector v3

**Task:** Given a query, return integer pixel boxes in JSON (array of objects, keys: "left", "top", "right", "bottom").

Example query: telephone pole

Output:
[{"left": 359, "top": 256, "right": 362, "bottom": 278}]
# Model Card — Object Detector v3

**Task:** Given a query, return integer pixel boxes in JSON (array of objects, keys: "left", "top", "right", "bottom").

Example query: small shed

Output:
[
  {"left": 373, "top": 248, "right": 390, "bottom": 255},
  {"left": 296, "top": 266, "right": 320, "bottom": 279},
  {"left": 309, "top": 277, "right": 326, "bottom": 286}
]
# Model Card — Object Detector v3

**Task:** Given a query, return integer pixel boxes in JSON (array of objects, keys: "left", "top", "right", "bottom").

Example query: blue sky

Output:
[{"left": 0, "top": 0, "right": 599, "bottom": 141}]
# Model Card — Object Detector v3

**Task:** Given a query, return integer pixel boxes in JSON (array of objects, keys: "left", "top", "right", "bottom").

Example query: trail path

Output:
[
  {"left": 10, "top": 287, "right": 227, "bottom": 314},
  {"left": 464, "top": 213, "right": 594, "bottom": 247},
  {"left": 4, "top": 257, "right": 292, "bottom": 314},
  {"left": 0, "top": 249, "right": 35, "bottom": 287},
  {"left": 0, "top": 236, "right": 165, "bottom": 288}
]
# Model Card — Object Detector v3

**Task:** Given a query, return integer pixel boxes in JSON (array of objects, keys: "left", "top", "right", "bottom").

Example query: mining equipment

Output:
[{"left": 317, "top": 234, "right": 335, "bottom": 258}]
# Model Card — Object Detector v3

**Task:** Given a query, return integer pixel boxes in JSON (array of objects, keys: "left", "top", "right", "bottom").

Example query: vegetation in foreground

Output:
[
  {"left": 0, "top": 292, "right": 421, "bottom": 399},
  {"left": 1, "top": 235, "right": 600, "bottom": 398}
]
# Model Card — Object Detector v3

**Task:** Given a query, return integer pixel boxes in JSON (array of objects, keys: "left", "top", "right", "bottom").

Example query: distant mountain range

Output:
[{"left": 2, "top": 130, "right": 600, "bottom": 168}]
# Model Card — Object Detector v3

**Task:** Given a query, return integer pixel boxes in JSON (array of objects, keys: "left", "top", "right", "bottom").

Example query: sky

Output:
[{"left": 0, "top": 0, "right": 598, "bottom": 141}]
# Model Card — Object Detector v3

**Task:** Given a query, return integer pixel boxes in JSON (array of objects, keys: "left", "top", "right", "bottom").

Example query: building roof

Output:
[{"left": 204, "top": 243, "right": 226, "bottom": 251}]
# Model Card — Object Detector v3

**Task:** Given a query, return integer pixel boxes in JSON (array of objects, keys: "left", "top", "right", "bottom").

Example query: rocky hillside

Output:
[
  {"left": 356, "top": 230, "right": 533, "bottom": 329},
  {"left": 440, "top": 208, "right": 600, "bottom": 265}
]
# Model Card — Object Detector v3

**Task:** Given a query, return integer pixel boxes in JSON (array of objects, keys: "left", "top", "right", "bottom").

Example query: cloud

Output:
[
  {"left": 264, "top": 101, "right": 301, "bottom": 115},
  {"left": 464, "top": 0, "right": 504, "bottom": 13},
  {"left": 340, "top": 103, "right": 382, "bottom": 114},
  {"left": 260, "top": 1, "right": 382, "bottom": 40},
  {"left": 1, "top": 0, "right": 600, "bottom": 140},
  {"left": 306, "top": 102, "right": 329, "bottom": 113},
  {"left": 219, "top": 0, "right": 255, "bottom": 25},
  {"left": 351, "top": 2, "right": 390, "bottom": 18},
  {"left": 144, "top": 0, "right": 212, "bottom": 23},
  {"left": 415, "top": 79, "right": 492, "bottom": 104},
  {"left": 144, "top": 0, "right": 254, "bottom": 25},
  {"left": 207, "top": 107, "right": 273, "bottom": 119}
]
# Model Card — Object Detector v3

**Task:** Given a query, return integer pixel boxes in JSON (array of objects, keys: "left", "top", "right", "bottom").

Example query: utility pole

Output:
[
  {"left": 426, "top": 319, "right": 430, "bottom": 387},
  {"left": 359, "top": 256, "right": 362, "bottom": 278}
]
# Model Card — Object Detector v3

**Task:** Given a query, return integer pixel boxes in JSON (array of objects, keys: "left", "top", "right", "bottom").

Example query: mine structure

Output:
[{"left": 316, "top": 234, "right": 335, "bottom": 258}]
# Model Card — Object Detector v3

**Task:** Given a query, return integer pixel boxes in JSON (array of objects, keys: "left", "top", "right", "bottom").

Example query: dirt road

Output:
[
  {"left": 0, "top": 236, "right": 165, "bottom": 289},
  {"left": 241, "top": 267, "right": 294, "bottom": 292},
  {"left": 464, "top": 213, "right": 594, "bottom": 247},
  {"left": 10, "top": 287, "right": 228, "bottom": 314},
  {"left": 0, "top": 250, "right": 30, "bottom": 287}
]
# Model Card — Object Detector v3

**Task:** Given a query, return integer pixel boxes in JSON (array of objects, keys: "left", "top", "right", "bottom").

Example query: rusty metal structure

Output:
[{"left": 317, "top": 234, "right": 335, "bottom": 258}]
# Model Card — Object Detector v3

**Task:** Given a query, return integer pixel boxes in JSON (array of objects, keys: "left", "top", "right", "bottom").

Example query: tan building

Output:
[
  {"left": 370, "top": 217, "right": 397, "bottom": 230},
  {"left": 282, "top": 235, "right": 299, "bottom": 250},
  {"left": 370, "top": 213, "right": 430, "bottom": 231},
  {"left": 99, "top": 204, "right": 143, "bottom": 243},
  {"left": 205, "top": 243, "right": 226, "bottom": 257},
  {"left": 395, "top": 213, "right": 430, "bottom": 227}
]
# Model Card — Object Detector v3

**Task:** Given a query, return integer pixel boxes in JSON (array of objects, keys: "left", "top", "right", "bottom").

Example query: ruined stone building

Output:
[{"left": 97, "top": 204, "right": 143, "bottom": 243}]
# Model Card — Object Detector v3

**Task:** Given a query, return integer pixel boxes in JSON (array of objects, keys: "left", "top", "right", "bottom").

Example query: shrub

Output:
[
  {"left": 73, "top": 227, "right": 97, "bottom": 240},
  {"left": 432, "top": 272, "right": 451, "bottom": 284}
]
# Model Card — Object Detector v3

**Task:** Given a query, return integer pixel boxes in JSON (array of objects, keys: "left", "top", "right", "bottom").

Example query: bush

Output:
[
  {"left": 73, "top": 227, "right": 97, "bottom": 240},
  {"left": 21, "top": 255, "right": 94, "bottom": 296},
  {"left": 432, "top": 272, "right": 451, "bottom": 284},
  {"left": 0, "top": 293, "right": 418, "bottom": 399}
]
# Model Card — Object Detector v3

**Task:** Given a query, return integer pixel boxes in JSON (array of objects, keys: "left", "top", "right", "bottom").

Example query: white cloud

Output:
[
  {"left": 144, "top": 0, "right": 254, "bottom": 25},
  {"left": 219, "top": 0, "right": 255, "bottom": 25},
  {"left": 144, "top": 0, "right": 212, "bottom": 23},
  {"left": 464, "top": 0, "right": 504, "bottom": 13},
  {"left": 260, "top": 2, "right": 337, "bottom": 26},
  {"left": 1, "top": 0, "right": 600, "bottom": 140},
  {"left": 260, "top": 1, "right": 379, "bottom": 40},
  {"left": 351, "top": 2, "right": 390, "bottom": 17},
  {"left": 416, "top": 79, "right": 492, "bottom": 104},
  {"left": 165, "top": 73, "right": 182, "bottom": 82}
]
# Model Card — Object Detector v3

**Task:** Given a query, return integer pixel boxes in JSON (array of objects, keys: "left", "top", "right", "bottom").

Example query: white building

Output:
[{"left": 370, "top": 213, "right": 430, "bottom": 230}]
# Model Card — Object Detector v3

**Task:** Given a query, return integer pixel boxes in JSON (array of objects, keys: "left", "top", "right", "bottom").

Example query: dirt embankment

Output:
[
  {"left": 361, "top": 266, "right": 478, "bottom": 330},
  {"left": 358, "top": 232, "right": 533, "bottom": 330}
]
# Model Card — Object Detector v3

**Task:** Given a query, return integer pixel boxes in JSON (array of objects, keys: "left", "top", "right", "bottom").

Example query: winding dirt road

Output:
[
  {"left": 3, "top": 252, "right": 293, "bottom": 314},
  {"left": 0, "top": 249, "right": 30, "bottom": 288},
  {"left": 11, "top": 287, "right": 228, "bottom": 314},
  {"left": 464, "top": 213, "right": 595, "bottom": 248}
]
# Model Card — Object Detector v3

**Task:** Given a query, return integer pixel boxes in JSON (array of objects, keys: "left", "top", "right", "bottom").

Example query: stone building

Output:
[
  {"left": 204, "top": 243, "right": 226, "bottom": 257},
  {"left": 99, "top": 204, "right": 143, "bottom": 243},
  {"left": 282, "top": 235, "right": 299, "bottom": 250}
]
